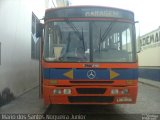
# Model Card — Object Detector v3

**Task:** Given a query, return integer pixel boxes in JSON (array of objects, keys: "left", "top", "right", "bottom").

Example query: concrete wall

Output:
[
  {"left": 0, "top": 0, "right": 45, "bottom": 106},
  {"left": 0, "top": 0, "right": 70, "bottom": 107}
]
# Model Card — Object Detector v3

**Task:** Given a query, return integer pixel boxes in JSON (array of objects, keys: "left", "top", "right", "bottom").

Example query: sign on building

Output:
[{"left": 140, "top": 27, "right": 160, "bottom": 50}]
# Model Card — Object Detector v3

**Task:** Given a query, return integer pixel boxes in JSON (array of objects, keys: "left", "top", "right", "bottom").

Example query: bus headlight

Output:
[
  {"left": 63, "top": 89, "right": 71, "bottom": 94},
  {"left": 111, "top": 89, "right": 119, "bottom": 94},
  {"left": 121, "top": 89, "right": 129, "bottom": 94},
  {"left": 53, "top": 89, "right": 62, "bottom": 94}
]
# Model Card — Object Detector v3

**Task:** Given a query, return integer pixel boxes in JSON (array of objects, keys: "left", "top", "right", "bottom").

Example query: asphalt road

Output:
[{"left": 44, "top": 82, "right": 160, "bottom": 120}]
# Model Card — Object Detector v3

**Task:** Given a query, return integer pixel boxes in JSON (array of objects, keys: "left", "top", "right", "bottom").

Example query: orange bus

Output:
[{"left": 37, "top": 6, "right": 138, "bottom": 105}]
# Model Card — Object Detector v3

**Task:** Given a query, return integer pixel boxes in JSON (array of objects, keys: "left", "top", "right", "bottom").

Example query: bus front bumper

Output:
[{"left": 42, "top": 85, "right": 138, "bottom": 105}]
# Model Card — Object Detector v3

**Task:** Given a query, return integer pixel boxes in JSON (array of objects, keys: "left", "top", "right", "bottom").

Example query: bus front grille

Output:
[
  {"left": 76, "top": 88, "right": 106, "bottom": 94},
  {"left": 68, "top": 96, "right": 114, "bottom": 103}
]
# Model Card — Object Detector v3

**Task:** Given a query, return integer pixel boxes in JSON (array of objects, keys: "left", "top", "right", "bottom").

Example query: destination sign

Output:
[
  {"left": 45, "top": 7, "right": 134, "bottom": 20},
  {"left": 85, "top": 10, "right": 119, "bottom": 17}
]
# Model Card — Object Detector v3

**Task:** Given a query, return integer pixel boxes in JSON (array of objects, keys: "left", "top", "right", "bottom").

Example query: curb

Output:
[{"left": 138, "top": 81, "right": 160, "bottom": 89}]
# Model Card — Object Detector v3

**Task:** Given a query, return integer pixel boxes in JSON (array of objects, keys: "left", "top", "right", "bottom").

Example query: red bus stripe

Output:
[{"left": 42, "top": 61, "right": 138, "bottom": 68}]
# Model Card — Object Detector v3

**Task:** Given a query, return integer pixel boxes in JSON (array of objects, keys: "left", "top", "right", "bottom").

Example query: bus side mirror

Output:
[
  {"left": 135, "top": 21, "right": 141, "bottom": 53},
  {"left": 36, "top": 23, "right": 44, "bottom": 38},
  {"left": 136, "top": 36, "right": 142, "bottom": 53}
]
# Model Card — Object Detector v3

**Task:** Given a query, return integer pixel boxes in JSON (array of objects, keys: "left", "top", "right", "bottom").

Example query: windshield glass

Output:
[
  {"left": 44, "top": 21, "right": 89, "bottom": 62},
  {"left": 92, "top": 21, "right": 135, "bottom": 62},
  {"left": 44, "top": 21, "right": 136, "bottom": 62}
]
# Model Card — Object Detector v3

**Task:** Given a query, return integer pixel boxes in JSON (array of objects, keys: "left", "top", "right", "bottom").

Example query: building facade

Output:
[{"left": 138, "top": 27, "right": 160, "bottom": 81}]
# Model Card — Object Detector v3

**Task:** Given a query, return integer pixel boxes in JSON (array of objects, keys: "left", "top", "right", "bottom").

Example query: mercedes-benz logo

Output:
[{"left": 87, "top": 70, "right": 96, "bottom": 79}]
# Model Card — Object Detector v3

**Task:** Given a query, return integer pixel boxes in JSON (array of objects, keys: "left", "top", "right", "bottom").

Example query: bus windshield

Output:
[{"left": 44, "top": 21, "right": 136, "bottom": 62}]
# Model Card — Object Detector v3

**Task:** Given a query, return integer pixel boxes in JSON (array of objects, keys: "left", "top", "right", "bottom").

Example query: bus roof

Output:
[{"left": 45, "top": 5, "right": 134, "bottom": 21}]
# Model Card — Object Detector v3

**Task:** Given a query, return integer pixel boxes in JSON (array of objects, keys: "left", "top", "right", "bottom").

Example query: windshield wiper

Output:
[
  {"left": 65, "top": 19, "right": 85, "bottom": 51},
  {"left": 100, "top": 22, "right": 114, "bottom": 42},
  {"left": 98, "top": 22, "right": 114, "bottom": 51},
  {"left": 59, "top": 53, "right": 86, "bottom": 62}
]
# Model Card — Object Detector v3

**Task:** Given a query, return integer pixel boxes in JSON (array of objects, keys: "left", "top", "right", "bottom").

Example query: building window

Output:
[{"left": 31, "top": 12, "right": 40, "bottom": 60}]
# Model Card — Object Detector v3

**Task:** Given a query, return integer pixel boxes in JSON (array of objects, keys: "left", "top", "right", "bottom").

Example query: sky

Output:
[{"left": 69, "top": 0, "right": 160, "bottom": 36}]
